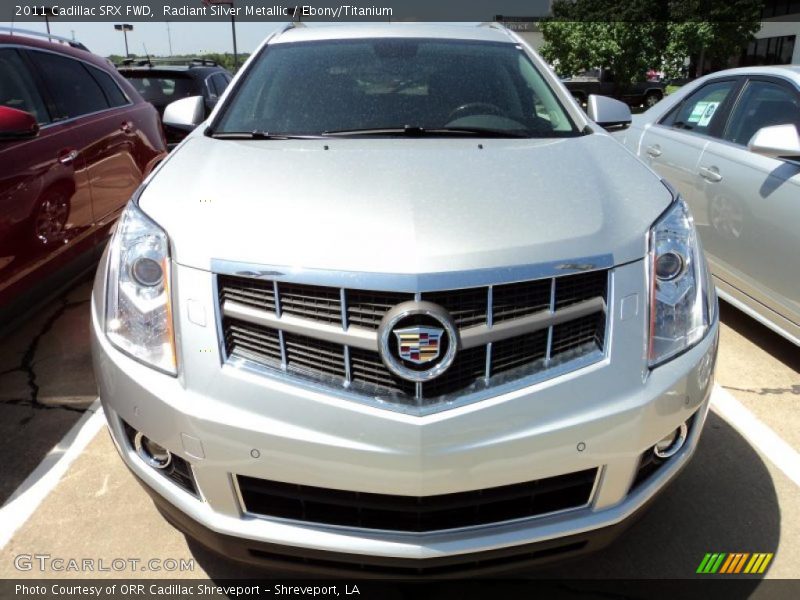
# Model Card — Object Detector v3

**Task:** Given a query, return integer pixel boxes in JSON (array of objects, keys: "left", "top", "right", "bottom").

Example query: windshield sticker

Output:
[
  {"left": 697, "top": 102, "right": 720, "bottom": 127},
  {"left": 687, "top": 102, "right": 708, "bottom": 123}
]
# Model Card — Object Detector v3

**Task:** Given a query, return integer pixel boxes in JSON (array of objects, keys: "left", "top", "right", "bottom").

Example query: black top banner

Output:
[
  {"left": 5, "top": 0, "right": 552, "bottom": 23},
  {"left": 1, "top": 0, "right": 784, "bottom": 23}
]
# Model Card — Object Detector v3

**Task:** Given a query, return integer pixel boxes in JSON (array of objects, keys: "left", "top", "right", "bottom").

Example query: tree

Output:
[
  {"left": 539, "top": 0, "right": 762, "bottom": 83},
  {"left": 664, "top": 1, "right": 762, "bottom": 77}
]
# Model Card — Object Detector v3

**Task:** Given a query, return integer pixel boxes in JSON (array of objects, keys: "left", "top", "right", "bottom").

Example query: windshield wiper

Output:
[
  {"left": 322, "top": 125, "right": 534, "bottom": 138},
  {"left": 210, "top": 131, "right": 322, "bottom": 140}
]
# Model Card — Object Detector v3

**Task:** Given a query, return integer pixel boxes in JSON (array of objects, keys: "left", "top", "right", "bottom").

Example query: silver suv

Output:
[{"left": 90, "top": 23, "right": 719, "bottom": 575}]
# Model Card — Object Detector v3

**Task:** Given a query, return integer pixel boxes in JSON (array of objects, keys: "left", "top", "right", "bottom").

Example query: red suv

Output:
[{"left": 0, "top": 32, "right": 167, "bottom": 325}]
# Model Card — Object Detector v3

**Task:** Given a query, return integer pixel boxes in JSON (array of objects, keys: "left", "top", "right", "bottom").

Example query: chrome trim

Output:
[
  {"left": 339, "top": 288, "right": 348, "bottom": 330},
  {"left": 134, "top": 431, "right": 172, "bottom": 470},
  {"left": 343, "top": 345, "right": 352, "bottom": 385},
  {"left": 210, "top": 255, "right": 615, "bottom": 293},
  {"left": 225, "top": 347, "right": 608, "bottom": 417},
  {"left": 377, "top": 301, "right": 459, "bottom": 383},
  {"left": 460, "top": 297, "right": 605, "bottom": 350},
  {"left": 545, "top": 277, "right": 556, "bottom": 364},
  {"left": 653, "top": 422, "right": 688, "bottom": 459},
  {"left": 230, "top": 468, "right": 602, "bottom": 537},
  {"left": 224, "top": 296, "right": 605, "bottom": 357},
  {"left": 587, "top": 465, "right": 604, "bottom": 508},
  {"left": 217, "top": 259, "right": 612, "bottom": 415},
  {"left": 224, "top": 300, "right": 379, "bottom": 351}
]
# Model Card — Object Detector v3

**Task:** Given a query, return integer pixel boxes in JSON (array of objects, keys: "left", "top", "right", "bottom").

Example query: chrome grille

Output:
[{"left": 218, "top": 269, "right": 609, "bottom": 414}]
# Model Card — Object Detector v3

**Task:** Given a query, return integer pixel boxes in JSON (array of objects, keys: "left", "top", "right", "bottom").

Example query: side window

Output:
[
  {"left": 660, "top": 80, "right": 736, "bottom": 137},
  {"left": 211, "top": 73, "right": 229, "bottom": 96},
  {"left": 0, "top": 48, "right": 50, "bottom": 124},
  {"left": 28, "top": 51, "right": 109, "bottom": 119},
  {"left": 88, "top": 66, "right": 130, "bottom": 108},
  {"left": 723, "top": 80, "right": 800, "bottom": 146}
]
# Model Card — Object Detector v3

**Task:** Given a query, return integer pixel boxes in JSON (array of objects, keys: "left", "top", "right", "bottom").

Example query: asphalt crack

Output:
[{"left": 2, "top": 294, "right": 90, "bottom": 415}]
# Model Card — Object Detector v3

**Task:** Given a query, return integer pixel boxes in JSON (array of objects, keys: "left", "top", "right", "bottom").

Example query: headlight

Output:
[
  {"left": 648, "top": 196, "right": 714, "bottom": 367},
  {"left": 106, "top": 195, "right": 176, "bottom": 375}
]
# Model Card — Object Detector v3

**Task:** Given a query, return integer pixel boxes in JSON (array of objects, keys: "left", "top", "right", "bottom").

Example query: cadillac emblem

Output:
[
  {"left": 394, "top": 326, "right": 443, "bottom": 365},
  {"left": 378, "top": 301, "right": 458, "bottom": 383}
]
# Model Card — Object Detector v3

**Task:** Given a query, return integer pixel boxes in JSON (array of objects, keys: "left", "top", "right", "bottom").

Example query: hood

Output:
[{"left": 139, "top": 133, "right": 671, "bottom": 274}]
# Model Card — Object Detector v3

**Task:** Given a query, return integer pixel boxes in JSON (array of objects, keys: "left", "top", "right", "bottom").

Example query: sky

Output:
[{"left": 1, "top": 21, "right": 285, "bottom": 56}]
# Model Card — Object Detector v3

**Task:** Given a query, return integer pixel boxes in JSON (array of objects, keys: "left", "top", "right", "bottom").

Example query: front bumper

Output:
[{"left": 91, "top": 257, "right": 718, "bottom": 569}]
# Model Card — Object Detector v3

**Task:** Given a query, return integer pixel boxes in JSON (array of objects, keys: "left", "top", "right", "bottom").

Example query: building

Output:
[{"left": 740, "top": 0, "right": 800, "bottom": 65}]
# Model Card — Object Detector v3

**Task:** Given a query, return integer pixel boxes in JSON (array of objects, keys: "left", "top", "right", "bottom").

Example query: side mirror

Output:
[
  {"left": 747, "top": 124, "right": 800, "bottom": 160},
  {"left": 163, "top": 96, "right": 205, "bottom": 132},
  {"left": 586, "top": 94, "right": 632, "bottom": 131},
  {"left": 0, "top": 106, "right": 39, "bottom": 140}
]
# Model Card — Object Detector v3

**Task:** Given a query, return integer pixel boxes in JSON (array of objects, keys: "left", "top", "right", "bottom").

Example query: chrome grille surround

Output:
[{"left": 213, "top": 258, "right": 613, "bottom": 416}]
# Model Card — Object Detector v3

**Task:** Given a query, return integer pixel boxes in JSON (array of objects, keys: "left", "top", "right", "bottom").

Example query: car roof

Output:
[
  {"left": 0, "top": 33, "right": 113, "bottom": 72},
  {"left": 271, "top": 22, "right": 515, "bottom": 45},
  {"left": 703, "top": 65, "right": 800, "bottom": 82}
]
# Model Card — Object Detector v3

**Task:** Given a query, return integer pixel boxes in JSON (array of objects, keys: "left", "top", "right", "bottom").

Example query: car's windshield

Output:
[
  {"left": 213, "top": 38, "right": 578, "bottom": 137},
  {"left": 124, "top": 73, "right": 197, "bottom": 110}
]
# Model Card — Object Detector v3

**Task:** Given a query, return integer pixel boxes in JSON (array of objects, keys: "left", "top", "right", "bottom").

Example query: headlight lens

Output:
[
  {"left": 106, "top": 197, "right": 176, "bottom": 375},
  {"left": 648, "top": 197, "right": 713, "bottom": 367}
]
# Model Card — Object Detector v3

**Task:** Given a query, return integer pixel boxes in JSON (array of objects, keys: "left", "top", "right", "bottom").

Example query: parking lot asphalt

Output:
[{"left": 0, "top": 276, "right": 798, "bottom": 580}]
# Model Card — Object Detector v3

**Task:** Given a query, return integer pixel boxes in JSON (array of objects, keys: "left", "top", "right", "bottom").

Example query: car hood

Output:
[{"left": 139, "top": 133, "right": 671, "bottom": 274}]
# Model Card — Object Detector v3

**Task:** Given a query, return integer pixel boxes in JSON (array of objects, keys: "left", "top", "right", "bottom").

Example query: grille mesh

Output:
[
  {"left": 218, "top": 270, "right": 608, "bottom": 410},
  {"left": 237, "top": 468, "right": 598, "bottom": 532}
]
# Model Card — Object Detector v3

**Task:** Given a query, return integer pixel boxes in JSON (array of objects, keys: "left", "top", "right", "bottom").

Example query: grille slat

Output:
[
  {"left": 219, "top": 269, "right": 608, "bottom": 411},
  {"left": 238, "top": 469, "right": 597, "bottom": 532},
  {"left": 347, "top": 290, "right": 414, "bottom": 330}
]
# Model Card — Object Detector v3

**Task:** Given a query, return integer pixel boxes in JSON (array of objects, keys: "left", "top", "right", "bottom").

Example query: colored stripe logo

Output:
[{"left": 696, "top": 553, "right": 773, "bottom": 574}]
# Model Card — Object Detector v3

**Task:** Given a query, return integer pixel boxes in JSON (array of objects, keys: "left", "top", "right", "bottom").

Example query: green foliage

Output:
[
  {"left": 107, "top": 52, "right": 249, "bottom": 73},
  {"left": 539, "top": 0, "right": 762, "bottom": 82}
]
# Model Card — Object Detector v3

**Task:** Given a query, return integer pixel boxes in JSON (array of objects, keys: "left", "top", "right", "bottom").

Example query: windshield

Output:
[
  {"left": 213, "top": 39, "right": 578, "bottom": 137},
  {"left": 125, "top": 73, "right": 197, "bottom": 111}
]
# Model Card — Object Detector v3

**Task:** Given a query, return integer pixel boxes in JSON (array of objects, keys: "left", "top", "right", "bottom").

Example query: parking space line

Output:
[
  {"left": 0, "top": 399, "right": 106, "bottom": 550},
  {"left": 711, "top": 384, "right": 800, "bottom": 488}
]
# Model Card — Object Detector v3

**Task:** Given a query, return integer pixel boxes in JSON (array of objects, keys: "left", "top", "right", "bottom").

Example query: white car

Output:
[
  {"left": 618, "top": 66, "right": 800, "bottom": 345},
  {"left": 90, "top": 23, "right": 718, "bottom": 574}
]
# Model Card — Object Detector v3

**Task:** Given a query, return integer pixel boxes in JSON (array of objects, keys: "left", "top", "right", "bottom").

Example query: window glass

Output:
[
  {"left": 212, "top": 73, "right": 230, "bottom": 95},
  {"left": 661, "top": 80, "right": 735, "bottom": 136},
  {"left": 215, "top": 39, "right": 577, "bottom": 136},
  {"left": 0, "top": 49, "right": 50, "bottom": 124},
  {"left": 723, "top": 80, "right": 800, "bottom": 146},
  {"left": 29, "top": 51, "right": 109, "bottom": 119},
  {"left": 124, "top": 74, "right": 196, "bottom": 110},
  {"left": 89, "top": 66, "right": 129, "bottom": 107}
]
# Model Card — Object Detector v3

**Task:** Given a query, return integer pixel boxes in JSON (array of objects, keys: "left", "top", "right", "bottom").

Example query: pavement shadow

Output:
[
  {"left": 719, "top": 301, "right": 800, "bottom": 373},
  {"left": 185, "top": 410, "right": 780, "bottom": 587},
  {"left": 532, "top": 411, "right": 780, "bottom": 583},
  {"left": 0, "top": 277, "right": 96, "bottom": 505}
]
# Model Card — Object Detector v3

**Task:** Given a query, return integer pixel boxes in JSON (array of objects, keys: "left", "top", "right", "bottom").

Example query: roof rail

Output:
[
  {"left": 0, "top": 26, "right": 89, "bottom": 51},
  {"left": 117, "top": 57, "right": 221, "bottom": 68}
]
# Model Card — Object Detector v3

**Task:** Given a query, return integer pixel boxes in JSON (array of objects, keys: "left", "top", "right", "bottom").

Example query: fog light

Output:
[
  {"left": 653, "top": 422, "right": 688, "bottom": 459},
  {"left": 134, "top": 432, "right": 172, "bottom": 469}
]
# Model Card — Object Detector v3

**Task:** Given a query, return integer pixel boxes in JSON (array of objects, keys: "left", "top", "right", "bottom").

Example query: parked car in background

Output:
[
  {"left": 92, "top": 22, "right": 718, "bottom": 574},
  {"left": 618, "top": 66, "right": 800, "bottom": 345},
  {"left": 116, "top": 58, "right": 232, "bottom": 147},
  {"left": 0, "top": 29, "right": 167, "bottom": 328},
  {"left": 563, "top": 68, "right": 666, "bottom": 108}
]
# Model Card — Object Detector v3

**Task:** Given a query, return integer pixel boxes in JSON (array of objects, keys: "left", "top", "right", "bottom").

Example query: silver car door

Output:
[
  {"left": 698, "top": 77, "right": 800, "bottom": 327},
  {"left": 638, "top": 79, "right": 740, "bottom": 211}
]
